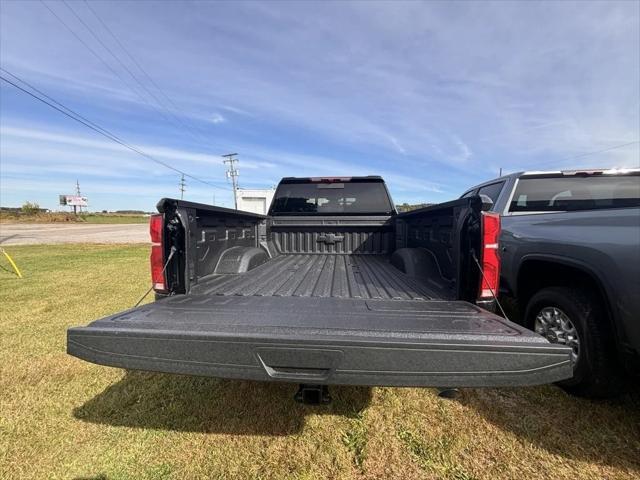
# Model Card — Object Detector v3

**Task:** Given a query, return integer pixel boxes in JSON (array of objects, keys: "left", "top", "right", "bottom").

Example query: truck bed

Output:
[
  {"left": 67, "top": 197, "right": 574, "bottom": 389},
  {"left": 193, "top": 254, "right": 439, "bottom": 300}
]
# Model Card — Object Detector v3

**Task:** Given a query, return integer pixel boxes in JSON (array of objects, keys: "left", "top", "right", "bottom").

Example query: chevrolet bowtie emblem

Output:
[{"left": 317, "top": 234, "right": 344, "bottom": 244}]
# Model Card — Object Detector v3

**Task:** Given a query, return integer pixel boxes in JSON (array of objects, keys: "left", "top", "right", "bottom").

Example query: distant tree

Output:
[
  {"left": 21, "top": 201, "right": 41, "bottom": 215},
  {"left": 396, "top": 202, "right": 434, "bottom": 212}
]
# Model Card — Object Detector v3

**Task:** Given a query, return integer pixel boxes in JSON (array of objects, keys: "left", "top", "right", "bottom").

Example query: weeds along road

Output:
[{"left": 0, "top": 223, "right": 148, "bottom": 245}]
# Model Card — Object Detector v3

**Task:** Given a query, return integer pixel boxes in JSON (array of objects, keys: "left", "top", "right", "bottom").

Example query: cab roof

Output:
[{"left": 279, "top": 175, "right": 384, "bottom": 184}]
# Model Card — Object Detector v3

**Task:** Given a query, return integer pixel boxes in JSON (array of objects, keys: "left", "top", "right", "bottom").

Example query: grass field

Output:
[
  {"left": 79, "top": 214, "right": 149, "bottom": 224},
  {"left": 0, "top": 212, "right": 148, "bottom": 224},
  {"left": 1, "top": 245, "right": 638, "bottom": 480}
]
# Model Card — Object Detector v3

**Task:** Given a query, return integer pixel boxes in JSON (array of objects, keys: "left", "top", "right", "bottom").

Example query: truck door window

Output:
[
  {"left": 509, "top": 174, "right": 640, "bottom": 212},
  {"left": 477, "top": 182, "right": 505, "bottom": 203},
  {"left": 461, "top": 189, "right": 477, "bottom": 198}
]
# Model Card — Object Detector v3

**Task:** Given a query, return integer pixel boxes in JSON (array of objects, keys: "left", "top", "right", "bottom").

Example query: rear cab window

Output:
[
  {"left": 509, "top": 173, "right": 640, "bottom": 213},
  {"left": 269, "top": 177, "right": 395, "bottom": 216}
]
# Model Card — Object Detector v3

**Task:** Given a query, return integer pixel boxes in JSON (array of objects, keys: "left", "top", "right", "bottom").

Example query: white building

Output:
[{"left": 235, "top": 188, "right": 276, "bottom": 215}]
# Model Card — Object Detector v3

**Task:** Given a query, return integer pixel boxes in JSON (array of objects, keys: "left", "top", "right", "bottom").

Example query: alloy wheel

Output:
[{"left": 534, "top": 306, "right": 580, "bottom": 364}]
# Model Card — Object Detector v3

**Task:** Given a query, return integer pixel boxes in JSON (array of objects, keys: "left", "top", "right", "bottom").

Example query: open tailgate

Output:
[{"left": 68, "top": 296, "right": 572, "bottom": 387}]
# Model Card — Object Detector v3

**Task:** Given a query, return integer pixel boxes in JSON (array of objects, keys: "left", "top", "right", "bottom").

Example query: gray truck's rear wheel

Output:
[{"left": 524, "top": 286, "right": 621, "bottom": 398}]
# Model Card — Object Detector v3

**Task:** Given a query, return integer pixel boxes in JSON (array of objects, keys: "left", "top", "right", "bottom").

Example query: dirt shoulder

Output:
[{"left": 0, "top": 223, "right": 149, "bottom": 245}]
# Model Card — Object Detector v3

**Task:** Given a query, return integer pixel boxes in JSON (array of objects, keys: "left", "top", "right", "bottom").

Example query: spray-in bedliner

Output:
[{"left": 192, "top": 254, "right": 440, "bottom": 300}]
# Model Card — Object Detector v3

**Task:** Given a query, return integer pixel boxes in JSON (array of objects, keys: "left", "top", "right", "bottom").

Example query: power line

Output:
[
  {"left": 0, "top": 70, "right": 232, "bottom": 192},
  {"left": 1, "top": 67, "right": 121, "bottom": 142},
  {"left": 57, "top": 0, "right": 189, "bottom": 137},
  {"left": 531, "top": 141, "right": 640, "bottom": 169},
  {"left": 61, "top": 0, "right": 166, "bottom": 110},
  {"left": 81, "top": 0, "right": 216, "bottom": 149},
  {"left": 41, "top": 0, "right": 213, "bottom": 150},
  {"left": 559, "top": 141, "right": 639, "bottom": 162},
  {"left": 1, "top": 72, "right": 176, "bottom": 173},
  {"left": 39, "top": 0, "right": 147, "bottom": 107}
]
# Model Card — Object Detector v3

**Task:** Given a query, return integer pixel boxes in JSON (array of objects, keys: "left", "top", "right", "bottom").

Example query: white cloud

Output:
[
  {"left": 452, "top": 136, "right": 473, "bottom": 164},
  {"left": 387, "top": 136, "right": 407, "bottom": 155},
  {"left": 1, "top": 122, "right": 441, "bottom": 206},
  {"left": 220, "top": 105, "right": 253, "bottom": 116},
  {"left": 210, "top": 113, "right": 226, "bottom": 124}
]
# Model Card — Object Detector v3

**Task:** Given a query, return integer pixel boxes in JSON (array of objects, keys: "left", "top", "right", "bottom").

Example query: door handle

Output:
[
  {"left": 255, "top": 348, "right": 343, "bottom": 381},
  {"left": 260, "top": 364, "right": 332, "bottom": 381}
]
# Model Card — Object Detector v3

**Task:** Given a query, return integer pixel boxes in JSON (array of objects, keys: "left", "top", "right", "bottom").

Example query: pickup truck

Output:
[
  {"left": 68, "top": 176, "right": 573, "bottom": 402},
  {"left": 461, "top": 168, "right": 640, "bottom": 397}
]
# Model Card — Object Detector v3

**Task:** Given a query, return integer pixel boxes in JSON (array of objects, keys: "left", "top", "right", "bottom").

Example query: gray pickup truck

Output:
[
  {"left": 462, "top": 168, "right": 640, "bottom": 397},
  {"left": 68, "top": 176, "right": 573, "bottom": 402}
]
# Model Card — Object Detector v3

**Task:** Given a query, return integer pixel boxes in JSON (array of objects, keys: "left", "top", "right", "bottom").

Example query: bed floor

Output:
[{"left": 192, "top": 254, "right": 440, "bottom": 300}]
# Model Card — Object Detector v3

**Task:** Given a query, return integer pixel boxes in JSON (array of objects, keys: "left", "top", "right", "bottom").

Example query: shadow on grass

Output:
[
  {"left": 73, "top": 371, "right": 372, "bottom": 436},
  {"left": 458, "top": 382, "right": 640, "bottom": 471}
]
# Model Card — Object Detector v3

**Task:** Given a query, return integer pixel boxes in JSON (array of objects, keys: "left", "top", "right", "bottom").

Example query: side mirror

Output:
[{"left": 479, "top": 194, "right": 494, "bottom": 212}]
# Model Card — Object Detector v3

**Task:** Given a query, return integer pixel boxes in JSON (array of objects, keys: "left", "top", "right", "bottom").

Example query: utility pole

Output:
[
  {"left": 499, "top": 167, "right": 503, "bottom": 177},
  {"left": 179, "top": 174, "right": 186, "bottom": 200},
  {"left": 75, "top": 179, "right": 82, "bottom": 215},
  {"left": 222, "top": 153, "right": 239, "bottom": 209}
]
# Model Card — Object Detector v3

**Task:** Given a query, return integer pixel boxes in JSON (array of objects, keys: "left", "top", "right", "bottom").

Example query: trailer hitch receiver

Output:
[{"left": 294, "top": 384, "right": 331, "bottom": 405}]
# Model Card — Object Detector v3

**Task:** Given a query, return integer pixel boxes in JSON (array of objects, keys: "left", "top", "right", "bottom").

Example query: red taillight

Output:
[
  {"left": 149, "top": 214, "right": 166, "bottom": 293},
  {"left": 478, "top": 212, "right": 501, "bottom": 299},
  {"left": 150, "top": 213, "right": 163, "bottom": 244},
  {"left": 150, "top": 245, "right": 166, "bottom": 292}
]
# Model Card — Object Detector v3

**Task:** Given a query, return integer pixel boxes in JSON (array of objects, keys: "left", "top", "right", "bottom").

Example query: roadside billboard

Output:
[{"left": 59, "top": 195, "right": 88, "bottom": 207}]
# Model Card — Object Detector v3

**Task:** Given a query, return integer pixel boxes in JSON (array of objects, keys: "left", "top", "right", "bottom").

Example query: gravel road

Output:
[{"left": 0, "top": 223, "right": 149, "bottom": 245}]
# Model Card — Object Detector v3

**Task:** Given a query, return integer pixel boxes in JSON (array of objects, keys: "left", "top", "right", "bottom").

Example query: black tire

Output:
[{"left": 524, "top": 286, "right": 622, "bottom": 398}]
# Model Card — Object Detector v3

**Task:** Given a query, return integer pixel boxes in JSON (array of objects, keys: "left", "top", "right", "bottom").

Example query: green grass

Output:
[
  {"left": 0, "top": 212, "right": 148, "bottom": 224},
  {"left": 79, "top": 214, "right": 149, "bottom": 224},
  {"left": 1, "top": 244, "right": 639, "bottom": 479},
  {"left": 342, "top": 410, "right": 368, "bottom": 470}
]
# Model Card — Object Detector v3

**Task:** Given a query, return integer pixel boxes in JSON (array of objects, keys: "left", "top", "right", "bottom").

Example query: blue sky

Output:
[{"left": 1, "top": 0, "right": 638, "bottom": 211}]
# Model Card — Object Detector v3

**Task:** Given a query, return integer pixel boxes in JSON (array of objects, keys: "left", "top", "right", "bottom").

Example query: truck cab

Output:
[{"left": 462, "top": 168, "right": 640, "bottom": 397}]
